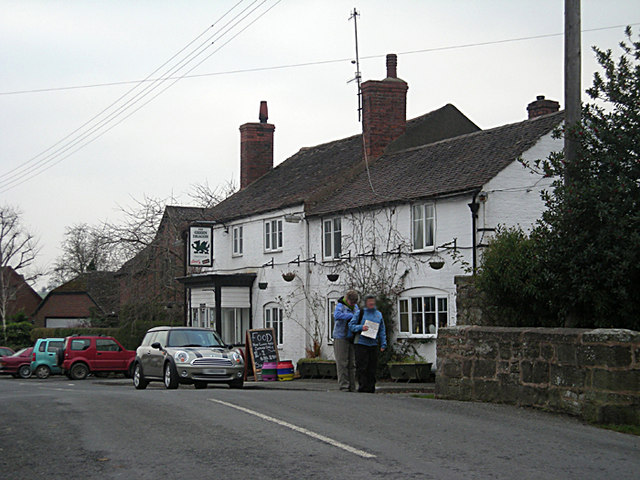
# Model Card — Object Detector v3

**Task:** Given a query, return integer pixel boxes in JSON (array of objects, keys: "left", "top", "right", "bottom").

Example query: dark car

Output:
[
  {"left": 133, "top": 327, "right": 244, "bottom": 390},
  {"left": 0, "top": 347, "right": 33, "bottom": 378},
  {"left": 0, "top": 346, "right": 15, "bottom": 357},
  {"left": 58, "top": 335, "right": 136, "bottom": 380}
]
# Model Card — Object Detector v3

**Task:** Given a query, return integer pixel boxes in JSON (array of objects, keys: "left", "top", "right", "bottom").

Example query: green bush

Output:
[
  {"left": 476, "top": 226, "right": 558, "bottom": 327},
  {"left": 5, "top": 321, "right": 34, "bottom": 350}
]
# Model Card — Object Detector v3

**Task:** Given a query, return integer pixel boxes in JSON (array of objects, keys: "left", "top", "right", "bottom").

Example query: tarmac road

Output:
[{"left": 0, "top": 376, "right": 638, "bottom": 479}]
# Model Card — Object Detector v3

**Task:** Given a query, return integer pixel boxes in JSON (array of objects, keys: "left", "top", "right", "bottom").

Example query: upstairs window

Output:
[
  {"left": 398, "top": 295, "right": 448, "bottom": 337},
  {"left": 412, "top": 203, "right": 435, "bottom": 251},
  {"left": 232, "top": 226, "right": 243, "bottom": 256},
  {"left": 264, "top": 219, "right": 283, "bottom": 252},
  {"left": 323, "top": 218, "right": 342, "bottom": 259}
]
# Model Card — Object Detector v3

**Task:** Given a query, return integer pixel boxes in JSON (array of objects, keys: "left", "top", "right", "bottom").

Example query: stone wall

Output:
[{"left": 436, "top": 326, "right": 640, "bottom": 425}]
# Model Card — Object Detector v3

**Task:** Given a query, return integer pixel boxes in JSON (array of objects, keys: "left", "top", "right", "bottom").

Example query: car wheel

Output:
[
  {"left": 133, "top": 363, "right": 148, "bottom": 390},
  {"left": 35, "top": 365, "right": 50, "bottom": 379},
  {"left": 163, "top": 362, "right": 179, "bottom": 390},
  {"left": 18, "top": 364, "right": 32, "bottom": 379},
  {"left": 124, "top": 363, "right": 134, "bottom": 379},
  {"left": 228, "top": 378, "right": 244, "bottom": 389},
  {"left": 70, "top": 363, "right": 89, "bottom": 380},
  {"left": 194, "top": 381, "right": 207, "bottom": 390}
]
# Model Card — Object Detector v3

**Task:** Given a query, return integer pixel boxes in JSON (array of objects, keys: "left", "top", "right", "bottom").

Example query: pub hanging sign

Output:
[{"left": 188, "top": 226, "right": 213, "bottom": 267}]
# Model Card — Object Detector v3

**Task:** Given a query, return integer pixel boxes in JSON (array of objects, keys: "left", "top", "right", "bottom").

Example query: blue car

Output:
[{"left": 31, "top": 338, "right": 64, "bottom": 379}]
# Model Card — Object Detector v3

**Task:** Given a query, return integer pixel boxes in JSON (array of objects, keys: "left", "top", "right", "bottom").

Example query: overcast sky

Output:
[{"left": 1, "top": 0, "right": 637, "bottom": 287}]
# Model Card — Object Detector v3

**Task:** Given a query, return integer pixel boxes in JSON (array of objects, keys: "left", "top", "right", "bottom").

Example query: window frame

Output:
[
  {"left": 411, "top": 202, "right": 436, "bottom": 252},
  {"left": 232, "top": 225, "right": 244, "bottom": 256},
  {"left": 264, "top": 304, "right": 284, "bottom": 346},
  {"left": 397, "top": 294, "right": 448, "bottom": 338},
  {"left": 264, "top": 219, "right": 283, "bottom": 253},
  {"left": 322, "top": 217, "right": 342, "bottom": 260}
]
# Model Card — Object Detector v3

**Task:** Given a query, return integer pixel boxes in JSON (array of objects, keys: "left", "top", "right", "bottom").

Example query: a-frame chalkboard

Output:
[{"left": 245, "top": 328, "right": 279, "bottom": 380}]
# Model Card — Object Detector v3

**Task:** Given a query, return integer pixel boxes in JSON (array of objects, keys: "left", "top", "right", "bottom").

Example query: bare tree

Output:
[
  {"left": 0, "top": 205, "right": 40, "bottom": 340},
  {"left": 52, "top": 223, "right": 119, "bottom": 283},
  {"left": 188, "top": 179, "right": 237, "bottom": 209}
]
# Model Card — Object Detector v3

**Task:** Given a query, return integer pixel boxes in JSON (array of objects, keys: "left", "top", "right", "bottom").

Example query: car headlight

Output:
[
  {"left": 174, "top": 351, "right": 189, "bottom": 363},
  {"left": 231, "top": 352, "right": 243, "bottom": 364}
]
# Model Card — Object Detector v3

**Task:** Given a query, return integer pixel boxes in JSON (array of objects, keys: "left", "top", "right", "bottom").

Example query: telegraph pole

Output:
[{"left": 564, "top": 0, "right": 581, "bottom": 183}]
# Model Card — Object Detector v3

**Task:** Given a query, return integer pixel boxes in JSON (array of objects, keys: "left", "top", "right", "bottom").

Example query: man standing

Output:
[
  {"left": 349, "top": 294, "right": 387, "bottom": 393},
  {"left": 333, "top": 290, "right": 359, "bottom": 392}
]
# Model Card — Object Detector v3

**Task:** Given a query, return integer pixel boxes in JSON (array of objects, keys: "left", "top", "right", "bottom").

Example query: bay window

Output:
[{"left": 398, "top": 295, "right": 448, "bottom": 336}]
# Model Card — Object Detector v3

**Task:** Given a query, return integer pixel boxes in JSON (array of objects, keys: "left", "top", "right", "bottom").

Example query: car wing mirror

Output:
[{"left": 151, "top": 342, "right": 162, "bottom": 350}]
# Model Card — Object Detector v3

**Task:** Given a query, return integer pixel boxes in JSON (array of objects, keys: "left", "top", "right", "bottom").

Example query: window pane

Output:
[
  {"left": 426, "top": 205, "right": 434, "bottom": 247},
  {"left": 399, "top": 299, "right": 409, "bottom": 332},
  {"left": 265, "top": 222, "right": 271, "bottom": 250},
  {"left": 324, "top": 220, "right": 332, "bottom": 258},
  {"left": 277, "top": 308, "right": 284, "bottom": 345},
  {"left": 333, "top": 218, "right": 342, "bottom": 258},
  {"left": 277, "top": 220, "right": 283, "bottom": 248},
  {"left": 328, "top": 299, "right": 337, "bottom": 339},
  {"left": 96, "top": 339, "right": 119, "bottom": 351},
  {"left": 413, "top": 205, "right": 424, "bottom": 250},
  {"left": 438, "top": 297, "right": 448, "bottom": 329},
  {"left": 411, "top": 297, "right": 423, "bottom": 334},
  {"left": 424, "top": 296, "right": 436, "bottom": 334},
  {"left": 48, "top": 341, "right": 63, "bottom": 352},
  {"left": 239, "top": 227, "right": 243, "bottom": 254}
]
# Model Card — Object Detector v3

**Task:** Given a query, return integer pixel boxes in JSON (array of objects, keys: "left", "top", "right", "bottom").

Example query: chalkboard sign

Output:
[{"left": 245, "top": 328, "right": 279, "bottom": 379}]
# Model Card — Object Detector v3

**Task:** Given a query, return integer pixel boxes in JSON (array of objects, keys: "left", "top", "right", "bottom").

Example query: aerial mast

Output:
[{"left": 348, "top": 8, "right": 363, "bottom": 121}]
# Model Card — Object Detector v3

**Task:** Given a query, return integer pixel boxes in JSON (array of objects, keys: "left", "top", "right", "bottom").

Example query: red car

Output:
[
  {"left": 59, "top": 335, "right": 135, "bottom": 380},
  {"left": 0, "top": 347, "right": 33, "bottom": 378},
  {"left": 0, "top": 346, "right": 15, "bottom": 357}
]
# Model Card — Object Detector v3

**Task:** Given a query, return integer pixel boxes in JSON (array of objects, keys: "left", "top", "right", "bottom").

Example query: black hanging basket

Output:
[
  {"left": 327, "top": 273, "right": 339, "bottom": 282},
  {"left": 258, "top": 282, "right": 268, "bottom": 290},
  {"left": 282, "top": 272, "right": 296, "bottom": 282},
  {"left": 429, "top": 260, "right": 445, "bottom": 270}
]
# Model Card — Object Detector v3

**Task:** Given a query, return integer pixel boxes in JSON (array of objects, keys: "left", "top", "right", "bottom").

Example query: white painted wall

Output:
[{"left": 184, "top": 133, "right": 559, "bottom": 365}]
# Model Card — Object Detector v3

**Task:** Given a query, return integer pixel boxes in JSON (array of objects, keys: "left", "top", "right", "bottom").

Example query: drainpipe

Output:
[{"left": 467, "top": 192, "right": 480, "bottom": 274}]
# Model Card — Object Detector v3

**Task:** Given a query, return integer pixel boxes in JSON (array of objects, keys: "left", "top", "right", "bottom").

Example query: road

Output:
[{"left": 1, "top": 376, "right": 638, "bottom": 479}]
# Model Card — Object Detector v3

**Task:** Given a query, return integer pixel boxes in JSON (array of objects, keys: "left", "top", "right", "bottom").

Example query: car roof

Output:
[{"left": 147, "top": 326, "right": 215, "bottom": 332}]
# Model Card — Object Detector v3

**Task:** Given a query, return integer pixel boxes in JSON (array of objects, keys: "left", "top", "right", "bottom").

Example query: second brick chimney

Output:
[
  {"left": 240, "top": 101, "right": 275, "bottom": 189},
  {"left": 527, "top": 95, "right": 560, "bottom": 119},
  {"left": 361, "top": 54, "right": 409, "bottom": 159}
]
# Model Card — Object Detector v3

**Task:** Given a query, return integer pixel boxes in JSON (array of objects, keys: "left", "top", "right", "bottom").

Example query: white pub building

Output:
[{"left": 179, "top": 55, "right": 563, "bottom": 365}]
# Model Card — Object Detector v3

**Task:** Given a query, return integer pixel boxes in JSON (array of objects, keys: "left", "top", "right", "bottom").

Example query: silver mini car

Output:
[{"left": 133, "top": 327, "right": 244, "bottom": 390}]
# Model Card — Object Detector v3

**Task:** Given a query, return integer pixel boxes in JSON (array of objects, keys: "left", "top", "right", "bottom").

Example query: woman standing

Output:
[
  {"left": 349, "top": 294, "right": 387, "bottom": 393},
  {"left": 333, "top": 290, "right": 359, "bottom": 392}
]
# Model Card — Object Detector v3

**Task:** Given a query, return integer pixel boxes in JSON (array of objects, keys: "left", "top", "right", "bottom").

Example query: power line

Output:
[
  {"left": 0, "top": 0, "right": 281, "bottom": 194},
  {"left": 0, "top": 22, "right": 636, "bottom": 97},
  {"left": 0, "top": 0, "right": 254, "bottom": 188}
]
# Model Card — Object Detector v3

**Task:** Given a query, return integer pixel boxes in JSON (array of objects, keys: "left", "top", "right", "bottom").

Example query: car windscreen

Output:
[
  {"left": 11, "top": 348, "right": 28, "bottom": 356},
  {"left": 166, "top": 329, "right": 223, "bottom": 348}
]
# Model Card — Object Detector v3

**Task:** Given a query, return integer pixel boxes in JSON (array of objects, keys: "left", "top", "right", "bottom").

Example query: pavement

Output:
[
  {"left": 92, "top": 376, "right": 436, "bottom": 393},
  {"left": 1, "top": 376, "right": 638, "bottom": 479}
]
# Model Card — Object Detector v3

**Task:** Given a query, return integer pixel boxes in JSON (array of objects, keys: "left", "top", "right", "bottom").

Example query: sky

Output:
[{"left": 1, "top": 0, "right": 638, "bottom": 288}]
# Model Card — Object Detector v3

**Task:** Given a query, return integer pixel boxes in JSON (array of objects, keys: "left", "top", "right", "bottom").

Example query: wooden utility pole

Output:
[{"left": 564, "top": 0, "right": 581, "bottom": 182}]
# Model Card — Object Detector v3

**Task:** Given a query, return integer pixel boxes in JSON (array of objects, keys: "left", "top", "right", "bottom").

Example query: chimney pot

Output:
[
  {"left": 386, "top": 53, "right": 398, "bottom": 79},
  {"left": 527, "top": 95, "right": 560, "bottom": 119},
  {"left": 259, "top": 100, "right": 268, "bottom": 123}
]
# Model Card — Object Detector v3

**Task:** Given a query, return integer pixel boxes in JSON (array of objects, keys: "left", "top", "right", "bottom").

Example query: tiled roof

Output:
[
  {"left": 48, "top": 271, "right": 119, "bottom": 315},
  {"left": 307, "top": 111, "right": 563, "bottom": 216},
  {"left": 208, "top": 104, "right": 479, "bottom": 222}
]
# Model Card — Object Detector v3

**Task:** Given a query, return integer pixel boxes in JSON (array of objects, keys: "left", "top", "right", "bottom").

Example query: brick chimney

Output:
[
  {"left": 361, "top": 54, "right": 409, "bottom": 160},
  {"left": 240, "top": 101, "right": 275, "bottom": 189},
  {"left": 527, "top": 95, "right": 560, "bottom": 119}
]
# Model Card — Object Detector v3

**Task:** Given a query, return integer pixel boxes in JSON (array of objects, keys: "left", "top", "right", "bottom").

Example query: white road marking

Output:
[{"left": 208, "top": 398, "right": 376, "bottom": 459}]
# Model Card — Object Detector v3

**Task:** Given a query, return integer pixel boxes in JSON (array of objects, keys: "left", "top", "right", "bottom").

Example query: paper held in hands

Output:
[{"left": 361, "top": 320, "right": 379, "bottom": 339}]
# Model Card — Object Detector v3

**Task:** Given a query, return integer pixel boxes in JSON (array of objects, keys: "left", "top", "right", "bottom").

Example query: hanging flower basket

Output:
[
  {"left": 282, "top": 272, "right": 296, "bottom": 282},
  {"left": 327, "top": 273, "right": 339, "bottom": 282},
  {"left": 429, "top": 259, "right": 445, "bottom": 270},
  {"left": 258, "top": 282, "right": 268, "bottom": 290}
]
